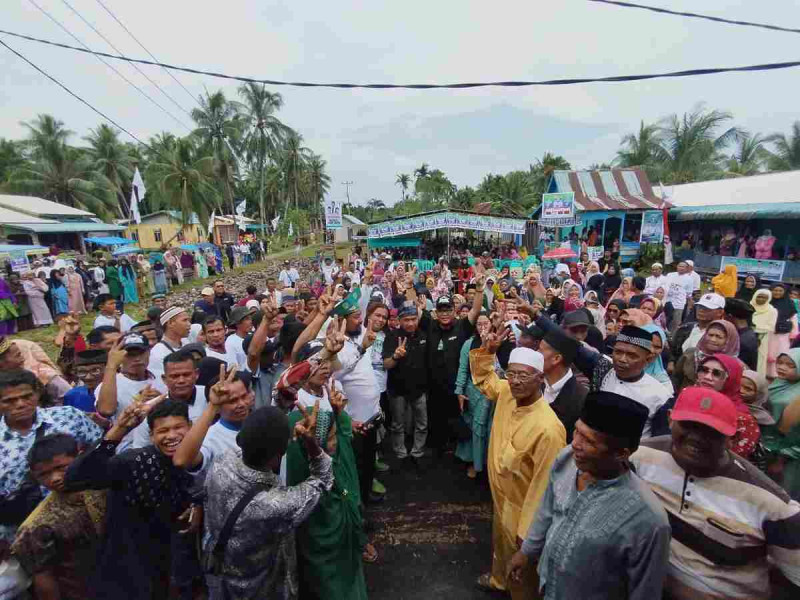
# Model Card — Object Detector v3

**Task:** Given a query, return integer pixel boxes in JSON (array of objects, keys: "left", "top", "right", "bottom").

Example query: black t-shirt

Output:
[
  {"left": 382, "top": 328, "right": 429, "bottom": 399},
  {"left": 420, "top": 312, "right": 475, "bottom": 389}
]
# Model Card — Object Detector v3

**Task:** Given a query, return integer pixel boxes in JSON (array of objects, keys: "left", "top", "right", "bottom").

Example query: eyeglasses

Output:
[
  {"left": 76, "top": 365, "right": 104, "bottom": 376},
  {"left": 698, "top": 365, "right": 728, "bottom": 379},
  {"left": 505, "top": 371, "right": 535, "bottom": 383}
]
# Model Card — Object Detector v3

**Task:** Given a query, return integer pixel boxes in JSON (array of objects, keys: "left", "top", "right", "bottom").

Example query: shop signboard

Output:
[
  {"left": 720, "top": 256, "right": 786, "bottom": 282},
  {"left": 325, "top": 199, "right": 343, "bottom": 230},
  {"left": 640, "top": 211, "right": 664, "bottom": 244},
  {"left": 587, "top": 246, "right": 604, "bottom": 261},
  {"left": 540, "top": 192, "right": 580, "bottom": 227},
  {"left": 8, "top": 249, "right": 30, "bottom": 273}
]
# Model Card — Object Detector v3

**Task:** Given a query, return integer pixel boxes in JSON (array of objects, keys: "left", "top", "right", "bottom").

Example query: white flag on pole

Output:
[
  {"left": 130, "top": 167, "right": 146, "bottom": 225},
  {"left": 271, "top": 215, "right": 280, "bottom": 231},
  {"left": 207, "top": 210, "right": 215, "bottom": 237},
  {"left": 288, "top": 222, "right": 293, "bottom": 237}
]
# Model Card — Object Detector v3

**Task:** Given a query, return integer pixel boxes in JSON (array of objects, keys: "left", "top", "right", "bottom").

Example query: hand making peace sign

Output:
[
  {"left": 324, "top": 317, "right": 347, "bottom": 355},
  {"left": 393, "top": 337, "right": 408, "bottom": 360},
  {"left": 209, "top": 364, "right": 238, "bottom": 406}
]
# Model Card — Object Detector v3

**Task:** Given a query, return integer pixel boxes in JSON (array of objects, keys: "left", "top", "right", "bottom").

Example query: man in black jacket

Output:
[
  {"left": 212, "top": 280, "right": 235, "bottom": 322},
  {"left": 537, "top": 327, "right": 588, "bottom": 442},
  {"left": 725, "top": 298, "right": 759, "bottom": 371}
]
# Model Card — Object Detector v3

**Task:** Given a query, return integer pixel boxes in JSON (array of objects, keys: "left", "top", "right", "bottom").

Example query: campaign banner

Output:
[
  {"left": 587, "top": 246, "right": 604, "bottom": 261},
  {"left": 720, "top": 256, "right": 786, "bottom": 282},
  {"left": 8, "top": 249, "right": 30, "bottom": 273},
  {"left": 325, "top": 199, "right": 343, "bottom": 230},
  {"left": 640, "top": 211, "right": 664, "bottom": 244},
  {"left": 540, "top": 192, "right": 580, "bottom": 227},
  {"left": 367, "top": 211, "right": 526, "bottom": 239}
]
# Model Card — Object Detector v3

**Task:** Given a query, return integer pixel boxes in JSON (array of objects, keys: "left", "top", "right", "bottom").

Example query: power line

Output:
[
  {"left": 588, "top": 0, "right": 800, "bottom": 35},
  {"left": 3, "top": 26, "right": 800, "bottom": 89},
  {"left": 59, "top": 0, "right": 192, "bottom": 118},
  {"left": 26, "top": 0, "right": 190, "bottom": 129},
  {"left": 93, "top": 0, "right": 197, "bottom": 104},
  {"left": 0, "top": 36, "right": 152, "bottom": 152}
]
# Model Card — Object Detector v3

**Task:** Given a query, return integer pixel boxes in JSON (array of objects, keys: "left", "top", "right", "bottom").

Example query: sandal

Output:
[
  {"left": 475, "top": 573, "right": 502, "bottom": 593},
  {"left": 362, "top": 542, "right": 379, "bottom": 564}
]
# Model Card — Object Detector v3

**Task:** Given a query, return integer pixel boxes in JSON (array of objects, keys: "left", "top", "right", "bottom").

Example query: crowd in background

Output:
[{"left": 0, "top": 241, "right": 798, "bottom": 600}]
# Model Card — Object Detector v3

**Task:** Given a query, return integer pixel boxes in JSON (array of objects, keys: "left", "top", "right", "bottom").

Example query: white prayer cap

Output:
[
  {"left": 685, "top": 259, "right": 694, "bottom": 267},
  {"left": 159, "top": 306, "right": 186, "bottom": 326},
  {"left": 651, "top": 262, "right": 663, "bottom": 269},
  {"left": 508, "top": 347, "right": 544, "bottom": 372},
  {"left": 246, "top": 299, "right": 260, "bottom": 310}
]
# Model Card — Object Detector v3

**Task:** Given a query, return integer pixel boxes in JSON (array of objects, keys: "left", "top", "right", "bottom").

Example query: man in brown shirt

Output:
[{"left": 12, "top": 433, "right": 106, "bottom": 600}]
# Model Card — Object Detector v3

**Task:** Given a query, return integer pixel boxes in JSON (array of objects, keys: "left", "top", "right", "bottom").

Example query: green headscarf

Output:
[{"left": 765, "top": 347, "right": 800, "bottom": 462}]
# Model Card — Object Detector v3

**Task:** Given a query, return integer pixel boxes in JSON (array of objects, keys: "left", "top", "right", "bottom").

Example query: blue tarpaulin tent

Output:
[{"left": 86, "top": 236, "right": 135, "bottom": 246}]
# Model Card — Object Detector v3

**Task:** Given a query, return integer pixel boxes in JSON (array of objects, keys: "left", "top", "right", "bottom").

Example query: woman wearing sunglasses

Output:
[{"left": 695, "top": 353, "right": 761, "bottom": 460}]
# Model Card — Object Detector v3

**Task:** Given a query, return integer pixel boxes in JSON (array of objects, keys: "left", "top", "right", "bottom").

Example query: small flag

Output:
[
  {"left": 130, "top": 167, "right": 146, "bottom": 225},
  {"left": 207, "top": 210, "right": 215, "bottom": 237},
  {"left": 271, "top": 214, "right": 280, "bottom": 230},
  {"left": 288, "top": 222, "right": 294, "bottom": 237}
]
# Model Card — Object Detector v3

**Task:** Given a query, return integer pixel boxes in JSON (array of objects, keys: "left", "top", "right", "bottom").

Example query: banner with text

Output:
[
  {"left": 368, "top": 212, "right": 526, "bottom": 238},
  {"left": 587, "top": 246, "right": 604, "bottom": 261},
  {"left": 720, "top": 256, "right": 786, "bottom": 282},
  {"left": 540, "top": 192, "right": 580, "bottom": 227},
  {"left": 325, "top": 199, "right": 343, "bottom": 230},
  {"left": 640, "top": 211, "right": 664, "bottom": 244}
]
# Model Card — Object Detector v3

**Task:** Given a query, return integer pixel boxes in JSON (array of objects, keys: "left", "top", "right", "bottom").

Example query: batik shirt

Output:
[
  {"left": 522, "top": 447, "right": 671, "bottom": 600},
  {"left": 0, "top": 406, "right": 102, "bottom": 541}
]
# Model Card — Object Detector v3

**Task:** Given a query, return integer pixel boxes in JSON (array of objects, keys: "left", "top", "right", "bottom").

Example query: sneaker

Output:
[
  {"left": 374, "top": 459, "right": 390, "bottom": 473},
  {"left": 372, "top": 479, "right": 387, "bottom": 495}
]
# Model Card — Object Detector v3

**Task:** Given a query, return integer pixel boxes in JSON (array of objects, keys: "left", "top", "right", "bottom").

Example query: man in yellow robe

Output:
[{"left": 471, "top": 332, "right": 566, "bottom": 599}]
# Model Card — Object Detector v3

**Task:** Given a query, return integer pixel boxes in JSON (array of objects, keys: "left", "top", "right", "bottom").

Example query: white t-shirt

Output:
[
  {"left": 688, "top": 270, "right": 702, "bottom": 292},
  {"left": 95, "top": 372, "right": 167, "bottom": 453},
  {"left": 599, "top": 365, "right": 671, "bottom": 438},
  {"left": 321, "top": 264, "right": 338, "bottom": 285},
  {"left": 333, "top": 333, "right": 381, "bottom": 423},
  {"left": 682, "top": 325, "right": 704, "bottom": 353},
  {"left": 205, "top": 346, "right": 234, "bottom": 364},
  {"left": 132, "top": 386, "right": 207, "bottom": 448},
  {"left": 225, "top": 334, "right": 248, "bottom": 370},
  {"left": 664, "top": 272, "right": 694, "bottom": 310},
  {"left": 94, "top": 313, "right": 136, "bottom": 333},
  {"left": 263, "top": 289, "right": 282, "bottom": 306},
  {"left": 148, "top": 339, "right": 185, "bottom": 381},
  {"left": 198, "top": 420, "right": 240, "bottom": 468},
  {"left": 644, "top": 274, "right": 669, "bottom": 296}
]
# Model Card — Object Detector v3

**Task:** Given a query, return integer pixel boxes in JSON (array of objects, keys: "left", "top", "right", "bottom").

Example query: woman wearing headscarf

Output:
[
  {"left": 567, "top": 262, "right": 584, "bottom": 286},
  {"left": 764, "top": 349, "right": 800, "bottom": 499},
  {"left": 602, "top": 263, "right": 621, "bottom": 299},
  {"left": 741, "top": 370, "right": 775, "bottom": 427},
  {"left": 673, "top": 319, "right": 740, "bottom": 394},
  {"left": 282, "top": 354, "right": 371, "bottom": 596},
  {"left": 562, "top": 282, "right": 584, "bottom": 314},
  {"left": 20, "top": 271, "right": 52, "bottom": 327},
  {"left": 751, "top": 288, "right": 778, "bottom": 376},
  {"left": 696, "top": 353, "right": 761, "bottom": 460},
  {"left": 118, "top": 258, "right": 139, "bottom": 304},
  {"left": 712, "top": 264, "right": 739, "bottom": 297},
  {"left": 0, "top": 276, "right": 19, "bottom": 335},
  {"left": 769, "top": 283, "right": 796, "bottom": 378},
  {"left": 640, "top": 296, "right": 668, "bottom": 331},
  {"left": 152, "top": 260, "right": 168, "bottom": 295},
  {"left": 105, "top": 259, "right": 123, "bottom": 302},
  {"left": 455, "top": 312, "right": 495, "bottom": 479},
  {"left": 196, "top": 251, "right": 209, "bottom": 279},
  {"left": 457, "top": 258, "right": 474, "bottom": 295},
  {"left": 642, "top": 323, "right": 673, "bottom": 394},
  {"left": 544, "top": 288, "right": 564, "bottom": 323},
  {"left": 65, "top": 265, "right": 86, "bottom": 314},
  {"left": 583, "top": 291, "right": 605, "bottom": 336},
  {"left": 137, "top": 254, "right": 154, "bottom": 295},
  {"left": 48, "top": 269, "right": 69, "bottom": 316},
  {"left": 584, "top": 261, "right": 604, "bottom": 300},
  {"left": 521, "top": 270, "right": 547, "bottom": 304},
  {"left": 736, "top": 275, "right": 760, "bottom": 303}
]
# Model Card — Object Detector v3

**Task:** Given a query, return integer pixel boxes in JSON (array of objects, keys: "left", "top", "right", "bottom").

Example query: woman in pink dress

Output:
[
  {"left": 20, "top": 271, "right": 53, "bottom": 327},
  {"left": 755, "top": 230, "right": 776, "bottom": 259},
  {"left": 65, "top": 265, "right": 86, "bottom": 314}
]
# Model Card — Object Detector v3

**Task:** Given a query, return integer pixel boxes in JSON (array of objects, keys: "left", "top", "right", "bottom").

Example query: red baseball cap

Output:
[{"left": 671, "top": 387, "right": 737, "bottom": 436}]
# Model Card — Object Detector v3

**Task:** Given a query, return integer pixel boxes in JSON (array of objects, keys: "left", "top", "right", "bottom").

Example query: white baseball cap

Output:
[{"left": 697, "top": 293, "right": 725, "bottom": 310}]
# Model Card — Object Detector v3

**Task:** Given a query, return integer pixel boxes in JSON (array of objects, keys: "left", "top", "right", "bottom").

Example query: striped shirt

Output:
[{"left": 631, "top": 436, "right": 800, "bottom": 599}]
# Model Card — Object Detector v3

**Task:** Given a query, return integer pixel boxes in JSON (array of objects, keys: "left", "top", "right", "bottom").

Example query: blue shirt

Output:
[
  {"left": 63, "top": 385, "right": 96, "bottom": 413},
  {"left": 0, "top": 406, "right": 103, "bottom": 541}
]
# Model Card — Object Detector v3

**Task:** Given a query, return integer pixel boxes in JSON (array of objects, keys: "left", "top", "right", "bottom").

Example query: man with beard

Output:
[
  {"left": 421, "top": 274, "right": 485, "bottom": 455},
  {"left": 64, "top": 397, "right": 202, "bottom": 600}
]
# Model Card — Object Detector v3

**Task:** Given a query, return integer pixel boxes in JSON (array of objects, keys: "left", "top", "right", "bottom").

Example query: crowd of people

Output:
[{"left": 0, "top": 242, "right": 799, "bottom": 600}]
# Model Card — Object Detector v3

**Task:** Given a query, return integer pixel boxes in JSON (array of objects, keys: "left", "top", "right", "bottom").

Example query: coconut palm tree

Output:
[
  {"left": 483, "top": 171, "right": 536, "bottom": 215},
  {"left": 11, "top": 148, "right": 117, "bottom": 220},
  {"left": 191, "top": 90, "right": 243, "bottom": 215},
  {"left": 529, "top": 152, "right": 571, "bottom": 201},
  {"left": 656, "top": 105, "right": 741, "bottom": 183},
  {"left": 395, "top": 173, "right": 411, "bottom": 202},
  {"left": 281, "top": 131, "right": 311, "bottom": 212},
  {"left": 414, "top": 163, "right": 430, "bottom": 180},
  {"left": 0, "top": 139, "right": 26, "bottom": 184},
  {"left": 147, "top": 137, "right": 220, "bottom": 228},
  {"left": 237, "top": 83, "right": 292, "bottom": 228},
  {"left": 305, "top": 154, "right": 330, "bottom": 228},
  {"left": 766, "top": 121, "right": 800, "bottom": 171},
  {"left": 615, "top": 121, "right": 666, "bottom": 180},
  {"left": 724, "top": 133, "right": 769, "bottom": 177},
  {"left": 84, "top": 124, "right": 134, "bottom": 218},
  {"left": 21, "top": 114, "right": 73, "bottom": 165}
]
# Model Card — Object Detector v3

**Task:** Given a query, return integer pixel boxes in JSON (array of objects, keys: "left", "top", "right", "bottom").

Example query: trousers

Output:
[{"left": 388, "top": 392, "right": 427, "bottom": 458}]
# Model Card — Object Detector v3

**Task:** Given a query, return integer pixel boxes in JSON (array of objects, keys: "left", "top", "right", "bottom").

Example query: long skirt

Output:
[
  {"left": 28, "top": 296, "right": 53, "bottom": 326},
  {"left": 455, "top": 381, "right": 494, "bottom": 473},
  {"left": 154, "top": 271, "right": 168, "bottom": 295}
]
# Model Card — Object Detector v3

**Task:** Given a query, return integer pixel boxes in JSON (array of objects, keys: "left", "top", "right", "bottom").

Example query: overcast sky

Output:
[{"left": 2, "top": 1, "right": 797, "bottom": 207}]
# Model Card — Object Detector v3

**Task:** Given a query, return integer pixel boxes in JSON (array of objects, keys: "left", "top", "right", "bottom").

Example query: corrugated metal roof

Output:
[
  {"left": 7, "top": 222, "right": 124, "bottom": 233},
  {"left": 0, "top": 194, "right": 94, "bottom": 217},
  {"left": 0, "top": 206, "right": 59, "bottom": 225},
  {"left": 671, "top": 202, "right": 800, "bottom": 221},
  {"left": 343, "top": 214, "right": 366, "bottom": 226},
  {"left": 657, "top": 170, "right": 800, "bottom": 208},
  {"left": 549, "top": 168, "right": 666, "bottom": 211}
]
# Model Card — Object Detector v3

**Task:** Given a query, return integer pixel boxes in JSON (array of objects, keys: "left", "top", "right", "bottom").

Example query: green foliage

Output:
[{"left": 766, "top": 121, "right": 800, "bottom": 172}]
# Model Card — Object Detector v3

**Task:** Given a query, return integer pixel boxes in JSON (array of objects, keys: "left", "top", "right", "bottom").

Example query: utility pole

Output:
[{"left": 342, "top": 181, "right": 354, "bottom": 206}]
